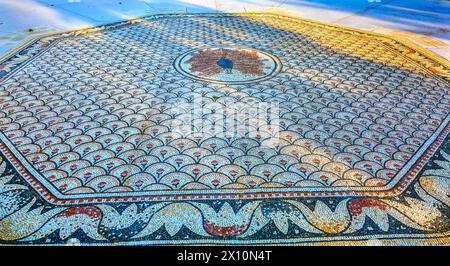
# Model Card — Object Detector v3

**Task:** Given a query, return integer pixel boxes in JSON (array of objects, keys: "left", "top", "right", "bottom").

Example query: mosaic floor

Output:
[{"left": 0, "top": 13, "right": 449, "bottom": 245}]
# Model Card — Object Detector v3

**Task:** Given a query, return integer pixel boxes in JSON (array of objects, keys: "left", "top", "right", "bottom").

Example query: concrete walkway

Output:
[{"left": 0, "top": 0, "right": 449, "bottom": 60}]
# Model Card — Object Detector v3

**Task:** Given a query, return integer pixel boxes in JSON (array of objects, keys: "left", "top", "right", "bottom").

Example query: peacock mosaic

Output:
[
  {"left": 174, "top": 47, "right": 282, "bottom": 84},
  {"left": 0, "top": 13, "right": 449, "bottom": 245}
]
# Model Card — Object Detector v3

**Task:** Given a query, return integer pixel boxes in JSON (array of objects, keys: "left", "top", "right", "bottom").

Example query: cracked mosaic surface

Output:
[{"left": 0, "top": 13, "right": 449, "bottom": 245}]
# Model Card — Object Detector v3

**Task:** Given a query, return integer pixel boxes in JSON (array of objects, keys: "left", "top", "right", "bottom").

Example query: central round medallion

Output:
[{"left": 174, "top": 47, "right": 282, "bottom": 84}]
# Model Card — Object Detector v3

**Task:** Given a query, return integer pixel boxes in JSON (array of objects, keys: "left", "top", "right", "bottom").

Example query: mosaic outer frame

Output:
[{"left": 0, "top": 13, "right": 449, "bottom": 245}]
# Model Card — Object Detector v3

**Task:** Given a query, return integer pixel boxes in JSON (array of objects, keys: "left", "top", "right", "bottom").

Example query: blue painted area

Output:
[
  {"left": 36, "top": 0, "right": 214, "bottom": 23},
  {"left": 1, "top": 0, "right": 448, "bottom": 33},
  {"left": 217, "top": 57, "right": 234, "bottom": 73}
]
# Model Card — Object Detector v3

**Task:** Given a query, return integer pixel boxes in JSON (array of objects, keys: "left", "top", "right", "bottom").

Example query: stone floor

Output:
[
  {"left": 0, "top": 0, "right": 450, "bottom": 60},
  {"left": 0, "top": 12, "right": 449, "bottom": 245}
]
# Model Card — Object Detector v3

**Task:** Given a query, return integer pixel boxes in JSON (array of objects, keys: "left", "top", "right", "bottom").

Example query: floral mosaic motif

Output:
[
  {"left": 0, "top": 13, "right": 449, "bottom": 245},
  {"left": 175, "top": 47, "right": 282, "bottom": 84},
  {"left": 187, "top": 48, "right": 266, "bottom": 77}
]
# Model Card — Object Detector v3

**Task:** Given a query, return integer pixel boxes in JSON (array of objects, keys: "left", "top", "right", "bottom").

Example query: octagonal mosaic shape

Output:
[{"left": 0, "top": 13, "right": 449, "bottom": 207}]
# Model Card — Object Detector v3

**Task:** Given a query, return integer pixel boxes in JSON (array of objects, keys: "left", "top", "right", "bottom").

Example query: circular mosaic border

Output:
[{"left": 173, "top": 46, "right": 283, "bottom": 84}]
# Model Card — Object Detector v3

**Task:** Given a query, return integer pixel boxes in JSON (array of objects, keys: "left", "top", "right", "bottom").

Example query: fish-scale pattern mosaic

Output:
[{"left": 0, "top": 15, "right": 449, "bottom": 197}]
